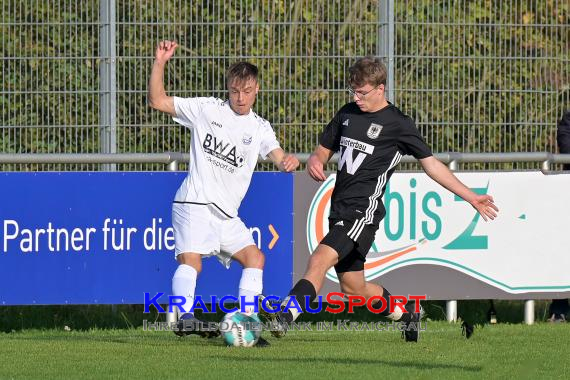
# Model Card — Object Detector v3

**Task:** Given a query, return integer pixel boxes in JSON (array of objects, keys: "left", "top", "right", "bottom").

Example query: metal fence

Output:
[
  {"left": 1, "top": 0, "right": 568, "bottom": 171},
  {"left": 394, "top": 1, "right": 569, "bottom": 161}
]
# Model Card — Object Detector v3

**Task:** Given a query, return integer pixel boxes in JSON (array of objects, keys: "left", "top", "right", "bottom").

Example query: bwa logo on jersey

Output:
[
  {"left": 203, "top": 133, "right": 246, "bottom": 171},
  {"left": 306, "top": 174, "right": 491, "bottom": 283}
]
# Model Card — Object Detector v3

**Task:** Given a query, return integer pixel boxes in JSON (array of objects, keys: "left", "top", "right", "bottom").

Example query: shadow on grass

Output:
[
  {"left": 1, "top": 331, "right": 222, "bottom": 346},
  {"left": 207, "top": 355, "right": 482, "bottom": 372}
]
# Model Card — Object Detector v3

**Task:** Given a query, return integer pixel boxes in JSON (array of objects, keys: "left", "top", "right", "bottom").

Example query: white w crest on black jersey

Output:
[{"left": 319, "top": 102, "right": 432, "bottom": 227}]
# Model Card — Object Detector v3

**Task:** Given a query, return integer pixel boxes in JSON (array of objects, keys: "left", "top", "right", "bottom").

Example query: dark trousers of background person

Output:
[
  {"left": 550, "top": 110, "right": 570, "bottom": 322},
  {"left": 559, "top": 110, "right": 570, "bottom": 170}
]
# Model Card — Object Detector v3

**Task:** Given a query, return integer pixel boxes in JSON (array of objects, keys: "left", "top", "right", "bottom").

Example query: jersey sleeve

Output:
[
  {"left": 172, "top": 97, "right": 207, "bottom": 129},
  {"left": 258, "top": 121, "right": 281, "bottom": 159},
  {"left": 398, "top": 117, "right": 433, "bottom": 159},
  {"left": 319, "top": 110, "right": 343, "bottom": 152}
]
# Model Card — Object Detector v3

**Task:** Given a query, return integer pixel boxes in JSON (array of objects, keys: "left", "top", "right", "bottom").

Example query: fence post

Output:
[
  {"left": 446, "top": 159, "right": 458, "bottom": 321},
  {"left": 446, "top": 300, "right": 458, "bottom": 322},
  {"left": 378, "top": 0, "right": 394, "bottom": 103},
  {"left": 167, "top": 160, "right": 179, "bottom": 172},
  {"left": 166, "top": 157, "right": 179, "bottom": 324},
  {"left": 166, "top": 306, "right": 178, "bottom": 325},
  {"left": 524, "top": 300, "right": 535, "bottom": 325},
  {"left": 99, "top": 0, "right": 117, "bottom": 172}
]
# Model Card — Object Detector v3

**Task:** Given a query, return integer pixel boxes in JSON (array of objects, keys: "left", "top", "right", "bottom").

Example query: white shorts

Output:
[{"left": 172, "top": 202, "right": 256, "bottom": 268}]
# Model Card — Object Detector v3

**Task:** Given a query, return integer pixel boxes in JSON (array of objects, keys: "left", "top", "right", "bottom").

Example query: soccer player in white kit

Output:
[{"left": 148, "top": 40, "right": 299, "bottom": 341}]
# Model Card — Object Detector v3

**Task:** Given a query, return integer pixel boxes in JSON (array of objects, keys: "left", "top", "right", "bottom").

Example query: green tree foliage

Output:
[
  {"left": 395, "top": 0, "right": 569, "bottom": 156},
  {"left": 1, "top": 0, "right": 568, "bottom": 170}
]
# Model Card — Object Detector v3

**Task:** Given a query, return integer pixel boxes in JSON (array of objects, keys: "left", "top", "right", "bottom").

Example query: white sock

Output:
[
  {"left": 172, "top": 264, "right": 197, "bottom": 315},
  {"left": 239, "top": 268, "right": 263, "bottom": 315}
]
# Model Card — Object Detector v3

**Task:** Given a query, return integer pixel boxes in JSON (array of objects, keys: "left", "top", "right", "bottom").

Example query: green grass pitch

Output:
[{"left": 1, "top": 321, "right": 569, "bottom": 379}]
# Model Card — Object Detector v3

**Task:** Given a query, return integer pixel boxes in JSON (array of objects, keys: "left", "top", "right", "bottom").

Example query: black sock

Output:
[
  {"left": 282, "top": 279, "right": 317, "bottom": 323},
  {"left": 372, "top": 288, "right": 393, "bottom": 317},
  {"left": 372, "top": 287, "right": 411, "bottom": 321}
]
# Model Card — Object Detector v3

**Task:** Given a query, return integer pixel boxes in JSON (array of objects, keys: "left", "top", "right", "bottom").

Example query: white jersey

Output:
[{"left": 172, "top": 96, "right": 280, "bottom": 218}]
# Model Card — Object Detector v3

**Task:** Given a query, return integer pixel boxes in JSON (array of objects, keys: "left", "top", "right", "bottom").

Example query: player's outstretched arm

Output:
[
  {"left": 419, "top": 156, "right": 499, "bottom": 221},
  {"left": 148, "top": 40, "right": 177, "bottom": 116},
  {"left": 268, "top": 148, "right": 300, "bottom": 172},
  {"left": 307, "top": 145, "right": 334, "bottom": 182}
]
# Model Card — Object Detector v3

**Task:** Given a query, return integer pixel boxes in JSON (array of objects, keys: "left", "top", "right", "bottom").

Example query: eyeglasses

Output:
[{"left": 347, "top": 85, "right": 379, "bottom": 99}]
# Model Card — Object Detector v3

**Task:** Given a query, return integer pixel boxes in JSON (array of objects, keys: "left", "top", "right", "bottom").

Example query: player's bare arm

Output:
[
  {"left": 419, "top": 156, "right": 499, "bottom": 221},
  {"left": 307, "top": 145, "right": 334, "bottom": 182},
  {"left": 268, "top": 148, "right": 300, "bottom": 172},
  {"left": 148, "top": 40, "right": 177, "bottom": 116}
]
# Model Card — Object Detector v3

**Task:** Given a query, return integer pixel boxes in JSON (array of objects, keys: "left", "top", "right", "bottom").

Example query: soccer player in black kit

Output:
[{"left": 260, "top": 56, "right": 499, "bottom": 342}]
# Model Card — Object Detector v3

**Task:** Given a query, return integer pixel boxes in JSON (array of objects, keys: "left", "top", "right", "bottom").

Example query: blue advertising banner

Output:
[{"left": 0, "top": 172, "right": 293, "bottom": 305}]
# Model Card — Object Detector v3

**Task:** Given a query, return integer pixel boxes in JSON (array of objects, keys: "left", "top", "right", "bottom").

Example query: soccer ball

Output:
[{"left": 220, "top": 312, "right": 262, "bottom": 347}]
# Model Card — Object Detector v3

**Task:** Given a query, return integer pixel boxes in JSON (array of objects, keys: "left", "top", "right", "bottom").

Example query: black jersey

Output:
[{"left": 319, "top": 102, "right": 432, "bottom": 238}]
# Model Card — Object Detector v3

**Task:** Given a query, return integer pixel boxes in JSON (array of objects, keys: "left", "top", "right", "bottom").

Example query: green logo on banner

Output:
[{"left": 443, "top": 185, "right": 489, "bottom": 250}]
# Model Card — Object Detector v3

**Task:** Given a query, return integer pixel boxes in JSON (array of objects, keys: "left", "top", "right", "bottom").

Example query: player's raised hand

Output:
[
  {"left": 281, "top": 154, "right": 300, "bottom": 172},
  {"left": 470, "top": 194, "right": 499, "bottom": 221},
  {"left": 307, "top": 154, "right": 327, "bottom": 182},
  {"left": 154, "top": 40, "right": 178, "bottom": 63}
]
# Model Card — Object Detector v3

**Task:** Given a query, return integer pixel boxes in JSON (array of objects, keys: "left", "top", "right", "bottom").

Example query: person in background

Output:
[{"left": 549, "top": 109, "right": 570, "bottom": 322}]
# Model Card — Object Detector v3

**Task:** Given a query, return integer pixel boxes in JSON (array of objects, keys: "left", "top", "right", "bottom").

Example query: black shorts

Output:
[{"left": 320, "top": 219, "right": 377, "bottom": 273}]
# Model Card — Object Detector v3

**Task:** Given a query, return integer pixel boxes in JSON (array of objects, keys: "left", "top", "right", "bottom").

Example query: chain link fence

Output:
[
  {"left": 1, "top": 0, "right": 568, "bottom": 171},
  {"left": 394, "top": 0, "right": 569, "bottom": 170}
]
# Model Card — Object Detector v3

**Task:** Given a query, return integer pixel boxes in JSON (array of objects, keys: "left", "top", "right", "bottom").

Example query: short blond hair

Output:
[{"left": 226, "top": 62, "right": 258, "bottom": 86}]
